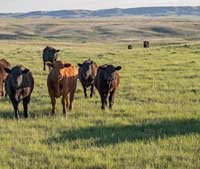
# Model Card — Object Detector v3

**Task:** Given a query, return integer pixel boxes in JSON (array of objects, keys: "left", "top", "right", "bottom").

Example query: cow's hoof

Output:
[
  {"left": 50, "top": 112, "right": 55, "bottom": 116},
  {"left": 63, "top": 114, "right": 67, "bottom": 119}
]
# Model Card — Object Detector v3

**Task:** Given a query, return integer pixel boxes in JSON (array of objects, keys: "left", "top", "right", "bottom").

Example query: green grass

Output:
[{"left": 0, "top": 17, "right": 200, "bottom": 169}]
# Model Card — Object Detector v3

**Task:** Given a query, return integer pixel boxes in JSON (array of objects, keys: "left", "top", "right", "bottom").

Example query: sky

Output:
[{"left": 0, "top": 0, "right": 200, "bottom": 13}]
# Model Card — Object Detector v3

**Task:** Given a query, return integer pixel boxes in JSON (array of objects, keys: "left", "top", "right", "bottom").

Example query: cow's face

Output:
[
  {"left": 78, "top": 61, "right": 94, "bottom": 80},
  {"left": 4, "top": 66, "right": 29, "bottom": 90},
  {"left": 47, "top": 61, "right": 71, "bottom": 81},
  {"left": 53, "top": 49, "right": 60, "bottom": 60},
  {"left": 100, "top": 65, "right": 121, "bottom": 84},
  {"left": 46, "top": 48, "right": 60, "bottom": 61}
]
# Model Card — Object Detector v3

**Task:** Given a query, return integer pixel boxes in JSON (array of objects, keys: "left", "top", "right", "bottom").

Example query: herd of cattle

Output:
[{"left": 0, "top": 46, "right": 122, "bottom": 119}]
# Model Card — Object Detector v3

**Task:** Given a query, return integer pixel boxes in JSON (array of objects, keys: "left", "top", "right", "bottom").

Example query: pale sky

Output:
[{"left": 0, "top": 0, "right": 200, "bottom": 13}]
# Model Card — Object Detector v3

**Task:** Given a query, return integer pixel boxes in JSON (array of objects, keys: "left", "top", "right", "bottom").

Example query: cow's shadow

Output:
[
  {"left": 0, "top": 111, "right": 14, "bottom": 119},
  {"left": 46, "top": 118, "right": 200, "bottom": 146}
]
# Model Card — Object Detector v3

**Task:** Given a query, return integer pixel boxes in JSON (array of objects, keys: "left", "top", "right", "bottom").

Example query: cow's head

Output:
[
  {"left": 4, "top": 65, "right": 29, "bottom": 90},
  {"left": 99, "top": 65, "right": 121, "bottom": 83},
  {"left": 52, "top": 49, "right": 60, "bottom": 60},
  {"left": 47, "top": 61, "right": 71, "bottom": 81},
  {"left": 78, "top": 60, "right": 95, "bottom": 80},
  {"left": 44, "top": 46, "right": 60, "bottom": 61}
]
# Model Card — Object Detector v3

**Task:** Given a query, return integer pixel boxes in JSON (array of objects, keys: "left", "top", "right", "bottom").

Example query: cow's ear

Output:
[
  {"left": 22, "top": 69, "right": 29, "bottom": 74},
  {"left": 47, "top": 62, "right": 53, "bottom": 68},
  {"left": 64, "top": 63, "right": 71, "bottom": 68},
  {"left": 77, "top": 63, "right": 82, "bottom": 67},
  {"left": 56, "top": 49, "right": 60, "bottom": 53},
  {"left": 4, "top": 67, "right": 11, "bottom": 74},
  {"left": 115, "top": 66, "right": 122, "bottom": 71}
]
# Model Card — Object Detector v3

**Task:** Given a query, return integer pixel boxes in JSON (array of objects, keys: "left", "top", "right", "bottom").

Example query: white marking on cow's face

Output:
[
  {"left": 6, "top": 66, "right": 29, "bottom": 90},
  {"left": 10, "top": 71, "right": 23, "bottom": 89}
]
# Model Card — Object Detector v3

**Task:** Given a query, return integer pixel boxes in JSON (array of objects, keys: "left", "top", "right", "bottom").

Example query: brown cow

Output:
[
  {"left": 47, "top": 60, "right": 78, "bottom": 117},
  {"left": 95, "top": 64, "right": 121, "bottom": 110},
  {"left": 0, "top": 59, "right": 11, "bottom": 98}
]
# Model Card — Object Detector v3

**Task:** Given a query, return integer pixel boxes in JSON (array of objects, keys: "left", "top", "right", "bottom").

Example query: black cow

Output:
[
  {"left": 144, "top": 41, "right": 150, "bottom": 48},
  {"left": 95, "top": 64, "right": 121, "bottom": 109},
  {"left": 4, "top": 65, "right": 34, "bottom": 119},
  {"left": 42, "top": 46, "right": 60, "bottom": 71},
  {"left": 78, "top": 59, "right": 98, "bottom": 98},
  {"left": 128, "top": 44, "right": 133, "bottom": 49}
]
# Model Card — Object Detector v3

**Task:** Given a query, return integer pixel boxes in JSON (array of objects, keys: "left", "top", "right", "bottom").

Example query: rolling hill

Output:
[{"left": 0, "top": 6, "right": 200, "bottom": 18}]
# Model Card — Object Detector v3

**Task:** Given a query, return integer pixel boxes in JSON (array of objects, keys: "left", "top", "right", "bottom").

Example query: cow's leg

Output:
[
  {"left": 0, "top": 83, "right": 3, "bottom": 98},
  {"left": 82, "top": 83, "right": 87, "bottom": 98},
  {"left": 105, "top": 94, "right": 108, "bottom": 107},
  {"left": 90, "top": 84, "right": 95, "bottom": 98},
  {"left": 109, "top": 90, "right": 115, "bottom": 109},
  {"left": 100, "top": 93, "right": 107, "bottom": 110},
  {"left": 62, "top": 96, "right": 67, "bottom": 117},
  {"left": 4, "top": 84, "right": 7, "bottom": 98},
  {"left": 23, "top": 96, "right": 30, "bottom": 118},
  {"left": 48, "top": 65, "right": 51, "bottom": 72},
  {"left": 50, "top": 96, "right": 56, "bottom": 115},
  {"left": 43, "top": 61, "right": 46, "bottom": 71},
  {"left": 4, "top": 91, "right": 7, "bottom": 98},
  {"left": 11, "top": 99, "right": 19, "bottom": 119},
  {"left": 69, "top": 92, "right": 75, "bottom": 111}
]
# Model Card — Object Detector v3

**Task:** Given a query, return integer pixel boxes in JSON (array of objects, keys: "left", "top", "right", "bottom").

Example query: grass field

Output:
[{"left": 0, "top": 17, "right": 200, "bottom": 169}]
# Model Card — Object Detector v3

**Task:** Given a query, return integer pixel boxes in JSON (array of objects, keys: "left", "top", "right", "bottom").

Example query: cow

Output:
[
  {"left": 128, "top": 44, "right": 133, "bottom": 49},
  {"left": 144, "top": 41, "right": 150, "bottom": 48},
  {"left": 4, "top": 65, "right": 34, "bottom": 119},
  {"left": 77, "top": 59, "right": 98, "bottom": 98},
  {"left": 94, "top": 64, "right": 122, "bottom": 110},
  {"left": 47, "top": 60, "right": 78, "bottom": 117},
  {"left": 0, "top": 59, "right": 11, "bottom": 99},
  {"left": 42, "top": 46, "right": 60, "bottom": 71}
]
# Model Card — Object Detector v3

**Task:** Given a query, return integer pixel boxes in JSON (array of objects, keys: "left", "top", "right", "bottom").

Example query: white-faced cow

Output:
[{"left": 4, "top": 65, "right": 34, "bottom": 119}]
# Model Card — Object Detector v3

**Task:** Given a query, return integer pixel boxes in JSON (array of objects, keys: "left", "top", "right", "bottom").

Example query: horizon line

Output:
[{"left": 1, "top": 5, "right": 200, "bottom": 14}]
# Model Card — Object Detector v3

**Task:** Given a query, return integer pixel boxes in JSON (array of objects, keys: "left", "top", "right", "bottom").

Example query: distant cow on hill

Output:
[
  {"left": 47, "top": 60, "right": 78, "bottom": 117},
  {"left": 42, "top": 46, "right": 60, "bottom": 71},
  {"left": 4, "top": 65, "right": 34, "bottom": 119},
  {"left": 78, "top": 59, "right": 98, "bottom": 98},
  {"left": 95, "top": 64, "right": 122, "bottom": 110},
  {"left": 0, "top": 59, "right": 11, "bottom": 99},
  {"left": 128, "top": 44, "right": 133, "bottom": 49},
  {"left": 144, "top": 41, "right": 150, "bottom": 48}
]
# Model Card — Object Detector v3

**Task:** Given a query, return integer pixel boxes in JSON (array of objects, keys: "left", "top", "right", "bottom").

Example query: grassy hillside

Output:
[
  {"left": 0, "top": 17, "right": 200, "bottom": 43},
  {"left": 0, "top": 17, "right": 200, "bottom": 168}
]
